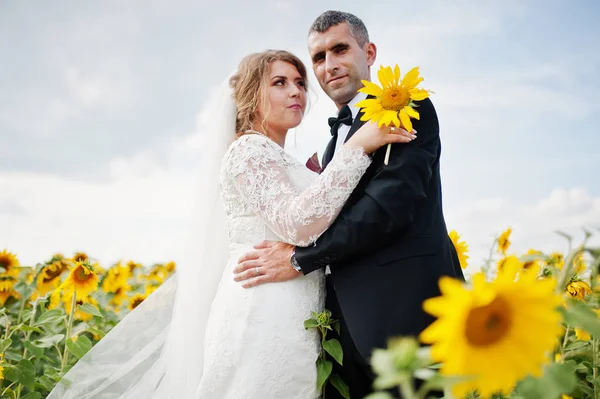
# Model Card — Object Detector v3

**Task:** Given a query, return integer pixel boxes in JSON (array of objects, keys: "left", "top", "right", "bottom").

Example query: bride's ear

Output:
[{"left": 365, "top": 42, "right": 377, "bottom": 67}]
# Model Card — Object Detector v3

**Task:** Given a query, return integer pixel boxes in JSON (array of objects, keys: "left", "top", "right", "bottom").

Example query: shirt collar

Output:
[{"left": 345, "top": 91, "right": 368, "bottom": 120}]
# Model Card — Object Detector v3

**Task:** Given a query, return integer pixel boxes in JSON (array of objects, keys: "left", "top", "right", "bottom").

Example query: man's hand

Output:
[{"left": 233, "top": 241, "right": 300, "bottom": 288}]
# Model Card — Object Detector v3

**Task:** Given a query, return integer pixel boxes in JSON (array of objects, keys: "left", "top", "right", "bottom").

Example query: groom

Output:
[{"left": 234, "top": 10, "right": 464, "bottom": 398}]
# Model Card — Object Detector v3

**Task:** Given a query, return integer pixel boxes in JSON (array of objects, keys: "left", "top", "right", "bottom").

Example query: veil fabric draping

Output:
[{"left": 47, "top": 78, "right": 236, "bottom": 399}]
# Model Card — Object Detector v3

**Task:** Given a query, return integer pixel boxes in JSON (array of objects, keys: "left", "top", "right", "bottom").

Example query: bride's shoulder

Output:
[
  {"left": 221, "top": 134, "right": 282, "bottom": 174},
  {"left": 226, "top": 133, "right": 279, "bottom": 157}
]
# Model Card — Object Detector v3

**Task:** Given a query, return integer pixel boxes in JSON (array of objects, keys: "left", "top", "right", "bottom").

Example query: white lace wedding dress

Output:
[{"left": 195, "top": 133, "right": 371, "bottom": 398}]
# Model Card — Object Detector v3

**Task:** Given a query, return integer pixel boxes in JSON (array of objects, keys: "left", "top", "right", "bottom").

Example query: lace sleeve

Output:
[{"left": 223, "top": 135, "right": 372, "bottom": 247}]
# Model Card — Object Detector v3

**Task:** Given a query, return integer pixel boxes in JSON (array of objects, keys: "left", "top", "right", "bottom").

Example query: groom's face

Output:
[{"left": 308, "top": 23, "right": 376, "bottom": 108}]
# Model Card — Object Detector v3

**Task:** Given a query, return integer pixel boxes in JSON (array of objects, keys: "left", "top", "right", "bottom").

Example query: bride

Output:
[{"left": 47, "top": 50, "right": 413, "bottom": 399}]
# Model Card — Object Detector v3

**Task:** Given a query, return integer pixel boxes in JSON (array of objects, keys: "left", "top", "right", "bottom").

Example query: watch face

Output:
[{"left": 291, "top": 256, "right": 301, "bottom": 271}]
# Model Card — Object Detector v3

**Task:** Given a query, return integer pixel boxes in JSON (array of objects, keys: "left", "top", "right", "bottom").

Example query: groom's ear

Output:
[{"left": 364, "top": 42, "right": 377, "bottom": 67}]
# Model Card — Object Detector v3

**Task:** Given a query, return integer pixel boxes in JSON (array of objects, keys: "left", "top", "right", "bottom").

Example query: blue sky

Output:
[{"left": 1, "top": 0, "right": 599, "bottom": 273}]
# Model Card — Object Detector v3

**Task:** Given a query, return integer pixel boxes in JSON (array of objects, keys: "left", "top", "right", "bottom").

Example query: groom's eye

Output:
[
  {"left": 333, "top": 44, "right": 349, "bottom": 54},
  {"left": 312, "top": 54, "right": 325, "bottom": 64}
]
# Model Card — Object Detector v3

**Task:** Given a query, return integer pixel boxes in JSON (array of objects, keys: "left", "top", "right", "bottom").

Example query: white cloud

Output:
[
  {"left": 446, "top": 187, "right": 600, "bottom": 275},
  {"left": 2, "top": 0, "right": 598, "bottom": 276}
]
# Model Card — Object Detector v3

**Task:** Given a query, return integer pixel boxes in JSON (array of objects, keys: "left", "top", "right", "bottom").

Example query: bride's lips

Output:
[{"left": 288, "top": 104, "right": 302, "bottom": 110}]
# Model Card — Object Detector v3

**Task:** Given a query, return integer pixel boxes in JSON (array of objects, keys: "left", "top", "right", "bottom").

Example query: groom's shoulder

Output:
[
  {"left": 414, "top": 97, "right": 438, "bottom": 124},
  {"left": 415, "top": 97, "right": 435, "bottom": 112}
]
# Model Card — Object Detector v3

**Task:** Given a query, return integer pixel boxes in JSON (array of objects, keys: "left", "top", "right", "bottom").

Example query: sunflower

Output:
[
  {"left": 420, "top": 261, "right": 562, "bottom": 398},
  {"left": 356, "top": 65, "right": 431, "bottom": 131},
  {"left": 566, "top": 280, "right": 591, "bottom": 300},
  {"left": 101, "top": 262, "right": 130, "bottom": 293},
  {"left": 0, "top": 249, "right": 20, "bottom": 278},
  {"left": 146, "top": 264, "right": 169, "bottom": 285},
  {"left": 36, "top": 259, "right": 69, "bottom": 295},
  {"left": 547, "top": 252, "right": 565, "bottom": 270},
  {"left": 109, "top": 284, "right": 131, "bottom": 308},
  {"left": 522, "top": 249, "right": 543, "bottom": 270},
  {"left": 0, "top": 361, "right": 3, "bottom": 380},
  {"left": 63, "top": 291, "right": 99, "bottom": 321},
  {"left": 60, "top": 261, "right": 99, "bottom": 298},
  {"left": 129, "top": 293, "right": 148, "bottom": 311},
  {"left": 497, "top": 255, "right": 524, "bottom": 273},
  {"left": 165, "top": 261, "right": 176, "bottom": 274},
  {"left": 0, "top": 277, "right": 16, "bottom": 292},
  {"left": 71, "top": 252, "right": 89, "bottom": 263},
  {"left": 126, "top": 260, "right": 142, "bottom": 274},
  {"left": 573, "top": 253, "right": 587, "bottom": 275},
  {"left": 448, "top": 230, "right": 469, "bottom": 269},
  {"left": 0, "top": 289, "right": 19, "bottom": 306},
  {"left": 497, "top": 228, "right": 512, "bottom": 254},
  {"left": 575, "top": 328, "right": 591, "bottom": 341}
]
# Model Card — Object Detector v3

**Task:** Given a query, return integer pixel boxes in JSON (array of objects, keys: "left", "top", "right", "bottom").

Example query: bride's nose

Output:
[{"left": 289, "top": 85, "right": 301, "bottom": 98}]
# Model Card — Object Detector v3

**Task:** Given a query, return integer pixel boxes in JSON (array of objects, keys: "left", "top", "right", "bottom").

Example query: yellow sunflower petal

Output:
[
  {"left": 394, "top": 64, "right": 401, "bottom": 85},
  {"left": 402, "top": 66, "right": 424, "bottom": 88},
  {"left": 384, "top": 66, "right": 395, "bottom": 87},
  {"left": 358, "top": 80, "right": 383, "bottom": 97},
  {"left": 404, "top": 106, "right": 420, "bottom": 120},
  {"left": 391, "top": 111, "right": 401, "bottom": 127},
  {"left": 378, "top": 67, "right": 388, "bottom": 88},
  {"left": 409, "top": 88, "right": 430, "bottom": 101},
  {"left": 356, "top": 98, "right": 383, "bottom": 108},
  {"left": 399, "top": 108, "right": 413, "bottom": 132}
]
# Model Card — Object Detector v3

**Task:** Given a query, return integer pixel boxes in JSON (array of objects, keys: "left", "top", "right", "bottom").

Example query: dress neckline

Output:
[{"left": 244, "top": 129, "right": 283, "bottom": 147}]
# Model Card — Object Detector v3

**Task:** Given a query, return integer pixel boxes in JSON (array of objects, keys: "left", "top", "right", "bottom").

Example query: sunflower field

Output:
[
  {"left": 366, "top": 228, "right": 600, "bottom": 399},
  {"left": 2, "top": 228, "right": 600, "bottom": 399},
  {"left": 0, "top": 251, "right": 175, "bottom": 399}
]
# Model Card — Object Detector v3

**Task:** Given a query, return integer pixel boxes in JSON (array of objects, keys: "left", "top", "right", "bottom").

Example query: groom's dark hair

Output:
[{"left": 308, "top": 10, "right": 370, "bottom": 47}]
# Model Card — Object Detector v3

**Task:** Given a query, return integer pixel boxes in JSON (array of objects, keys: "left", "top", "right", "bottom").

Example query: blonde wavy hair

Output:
[{"left": 229, "top": 50, "right": 308, "bottom": 135}]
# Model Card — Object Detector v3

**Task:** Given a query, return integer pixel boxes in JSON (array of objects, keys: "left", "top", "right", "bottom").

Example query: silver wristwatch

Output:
[{"left": 290, "top": 249, "right": 302, "bottom": 273}]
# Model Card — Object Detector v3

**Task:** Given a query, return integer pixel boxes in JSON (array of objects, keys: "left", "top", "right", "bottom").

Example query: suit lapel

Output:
[
  {"left": 321, "top": 137, "right": 336, "bottom": 170},
  {"left": 323, "top": 94, "right": 374, "bottom": 169},
  {"left": 343, "top": 94, "right": 374, "bottom": 143}
]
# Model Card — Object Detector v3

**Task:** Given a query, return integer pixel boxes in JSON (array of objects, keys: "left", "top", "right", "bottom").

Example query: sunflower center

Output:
[
  {"left": 43, "top": 265, "right": 64, "bottom": 282},
  {"left": 381, "top": 87, "right": 410, "bottom": 111},
  {"left": 74, "top": 266, "right": 91, "bottom": 283},
  {"left": 0, "top": 260, "right": 9, "bottom": 271},
  {"left": 465, "top": 297, "right": 511, "bottom": 346},
  {"left": 131, "top": 298, "right": 144, "bottom": 309}
]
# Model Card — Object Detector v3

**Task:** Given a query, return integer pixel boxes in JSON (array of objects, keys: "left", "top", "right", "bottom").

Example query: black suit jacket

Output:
[{"left": 295, "top": 98, "right": 464, "bottom": 360}]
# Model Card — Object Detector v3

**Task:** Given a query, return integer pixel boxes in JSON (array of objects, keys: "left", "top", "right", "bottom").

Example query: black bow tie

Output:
[{"left": 328, "top": 105, "right": 353, "bottom": 136}]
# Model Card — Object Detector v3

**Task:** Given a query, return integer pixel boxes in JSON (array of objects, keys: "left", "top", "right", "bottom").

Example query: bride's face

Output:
[{"left": 257, "top": 61, "right": 307, "bottom": 133}]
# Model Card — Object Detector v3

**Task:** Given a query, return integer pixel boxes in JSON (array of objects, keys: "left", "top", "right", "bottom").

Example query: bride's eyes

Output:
[{"left": 273, "top": 79, "right": 305, "bottom": 88}]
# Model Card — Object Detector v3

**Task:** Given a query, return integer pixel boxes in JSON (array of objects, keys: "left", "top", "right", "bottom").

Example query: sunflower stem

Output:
[
  {"left": 482, "top": 238, "right": 498, "bottom": 279},
  {"left": 399, "top": 377, "right": 418, "bottom": 399},
  {"left": 561, "top": 325, "right": 570, "bottom": 356},
  {"left": 557, "top": 247, "right": 580, "bottom": 293},
  {"left": 61, "top": 290, "right": 77, "bottom": 371},
  {"left": 15, "top": 299, "right": 38, "bottom": 399},
  {"left": 384, "top": 144, "right": 392, "bottom": 165},
  {"left": 1, "top": 381, "right": 17, "bottom": 397},
  {"left": 593, "top": 338, "right": 599, "bottom": 399},
  {"left": 16, "top": 295, "right": 26, "bottom": 325}
]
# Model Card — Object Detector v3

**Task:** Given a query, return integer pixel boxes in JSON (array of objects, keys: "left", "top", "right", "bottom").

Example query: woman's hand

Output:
[{"left": 345, "top": 122, "right": 416, "bottom": 154}]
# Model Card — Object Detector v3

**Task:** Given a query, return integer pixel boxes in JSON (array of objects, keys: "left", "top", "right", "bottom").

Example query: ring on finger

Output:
[{"left": 254, "top": 267, "right": 260, "bottom": 276}]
